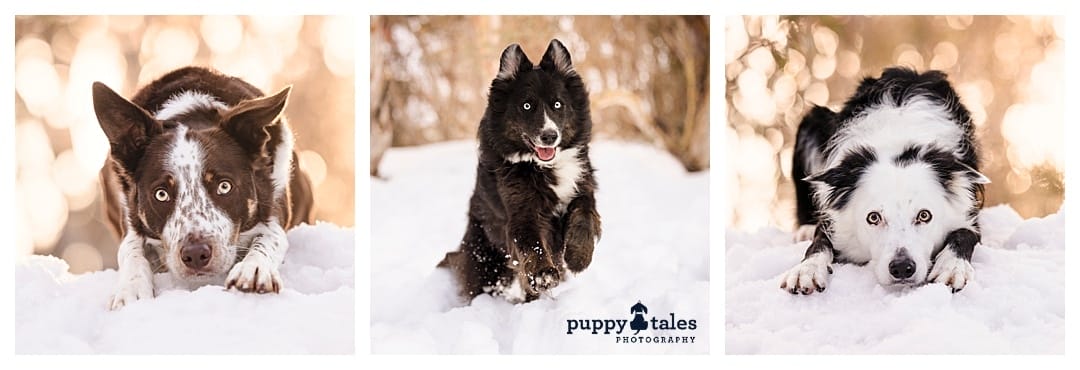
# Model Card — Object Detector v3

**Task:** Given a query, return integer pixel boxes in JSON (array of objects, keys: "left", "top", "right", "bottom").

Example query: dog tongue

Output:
[{"left": 535, "top": 147, "right": 556, "bottom": 161}]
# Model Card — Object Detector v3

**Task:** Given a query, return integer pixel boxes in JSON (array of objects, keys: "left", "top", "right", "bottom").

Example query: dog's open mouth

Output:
[{"left": 535, "top": 146, "right": 556, "bottom": 161}]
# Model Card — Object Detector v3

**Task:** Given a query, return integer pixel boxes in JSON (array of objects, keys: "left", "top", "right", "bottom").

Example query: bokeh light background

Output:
[
  {"left": 14, "top": 15, "right": 355, "bottom": 273},
  {"left": 371, "top": 15, "right": 710, "bottom": 174},
  {"left": 726, "top": 16, "right": 1063, "bottom": 231}
]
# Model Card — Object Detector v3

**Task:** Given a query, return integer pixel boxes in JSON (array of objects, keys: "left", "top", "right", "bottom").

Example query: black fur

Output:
[
  {"left": 439, "top": 40, "right": 601, "bottom": 302},
  {"left": 794, "top": 67, "right": 982, "bottom": 227},
  {"left": 790, "top": 67, "right": 986, "bottom": 293},
  {"left": 806, "top": 146, "right": 877, "bottom": 211},
  {"left": 826, "top": 67, "right": 978, "bottom": 166},
  {"left": 793, "top": 106, "right": 837, "bottom": 226}
]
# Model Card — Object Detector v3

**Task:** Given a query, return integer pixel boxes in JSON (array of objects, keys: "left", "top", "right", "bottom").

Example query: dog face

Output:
[
  {"left": 486, "top": 40, "right": 589, "bottom": 165},
  {"left": 810, "top": 145, "right": 988, "bottom": 287},
  {"left": 93, "top": 83, "right": 290, "bottom": 283},
  {"left": 843, "top": 162, "right": 961, "bottom": 287}
]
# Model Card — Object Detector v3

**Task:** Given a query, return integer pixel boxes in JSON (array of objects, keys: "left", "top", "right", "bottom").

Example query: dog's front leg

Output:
[
  {"left": 780, "top": 223, "right": 835, "bottom": 295},
  {"left": 562, "top": 192, "right": 601, "bottom": 273},
  {"left": 929, "top": 228, "right": 978, "bottom": 293},
  {"left": 109, "top": 232, "right": 155, "bottom": 310},
  {"left": 507, "top": 213, "right": 560, "bottom": 297},
  {"left": 226, "top": 219, "right": 288, "bottom": 293}
]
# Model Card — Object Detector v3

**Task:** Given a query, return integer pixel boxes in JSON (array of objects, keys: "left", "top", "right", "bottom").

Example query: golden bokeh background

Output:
[
  {"left": 726, "top": 16, "right": 1063, "bottom": 231},
  {"left": 14, "top": 15, "right": 355, "bottom": 273},
  {"left": 370, "top": 15, "right": 710, "bottom": 174}
]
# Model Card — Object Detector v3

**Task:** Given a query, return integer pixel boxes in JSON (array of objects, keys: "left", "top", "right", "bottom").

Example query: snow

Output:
[
  {"left": 371, "top": 140, "right": 709, "bottom": 354},
  {"left": 726, "top": 205, "right": 1065, "bottom": 354},
  {"left": 14, "top": 223, "right": 354, "bottom": 354}
]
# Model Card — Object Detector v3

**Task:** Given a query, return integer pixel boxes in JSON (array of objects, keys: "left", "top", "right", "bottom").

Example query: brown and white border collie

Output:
[{"left": 92, "top": 67, "right": 314, "bottom": 310}]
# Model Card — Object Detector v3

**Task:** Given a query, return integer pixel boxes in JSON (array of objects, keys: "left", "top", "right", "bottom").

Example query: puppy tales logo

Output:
[{"left": 565, "top": 301, "right": 698, "bottom": 344}]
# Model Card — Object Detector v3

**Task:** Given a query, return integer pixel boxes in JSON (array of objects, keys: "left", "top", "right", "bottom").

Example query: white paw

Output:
[
  {"left": 225, "top": 253, "right": 282, "bottom": 293},
  {"left": 929, "top": 249, "right": 974, "bottom": 292},
  {"left": 794, "top": 224, "right": 817, "bottom": 242},
  {"left": 109, "top": 272, "right": 154, "bottom": 311},
  {"left": 780, "top": 254, "right": 832, "bottom": 295}
]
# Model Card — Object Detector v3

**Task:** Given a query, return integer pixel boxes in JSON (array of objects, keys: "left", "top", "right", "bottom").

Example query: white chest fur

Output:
[{"left": 549, "top": 147, "right": 584, "bottom": 214}]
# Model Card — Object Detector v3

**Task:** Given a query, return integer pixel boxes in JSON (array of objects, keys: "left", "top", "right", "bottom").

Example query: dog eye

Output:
[
  {"left": 554, "top": 101, "right": 562, "bottom": 109},
  {"left": 217, "top": 180, "right": 233, "bottom": 195},
  {"left": 523, "top": 102, "right": 531, "bottom": 110},
  {"left": 866, "top": 211, "right": 882, "bottom": 225},
  {"left": 154, "top": 188, "right": 170, "bottom": 202},
  {"left": 916, "top": 209, "right": 932, "bottom": 224}
]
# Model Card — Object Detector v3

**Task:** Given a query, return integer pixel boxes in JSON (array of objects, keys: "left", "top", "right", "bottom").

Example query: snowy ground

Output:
[
  {"left": 371, "top": 140, "right": 709, "bottom": 354},
  {"left": 15, "top": 223, "right": 355, "bottom": 354},
  {"left": 726, "top": 205, "right": 1065, "bottom": 354}
]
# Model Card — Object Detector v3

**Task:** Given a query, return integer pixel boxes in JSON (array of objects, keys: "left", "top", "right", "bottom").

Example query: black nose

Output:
[
  {"left": 539, "top": 129, "right": 559, "bottom": 146},
  {"left": 181, "top": 243, "right": 212, "bottom": 269},
  {"left": 888, "top": 258, "right": 916, "bottom": 279}
]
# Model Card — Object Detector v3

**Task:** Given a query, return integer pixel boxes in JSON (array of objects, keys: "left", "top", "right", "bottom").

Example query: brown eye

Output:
[
  {"left": 866, "top": 211, "right": 882, "bottom": 225},
  {"left": 154, "top": 188, "right": 170, "bottom": 202},
  {"left": 916, "top": 209, "right": 933, "bottom": 224},
  {"left": 217, "top": 180, "right": 232, "bottom": 195}
]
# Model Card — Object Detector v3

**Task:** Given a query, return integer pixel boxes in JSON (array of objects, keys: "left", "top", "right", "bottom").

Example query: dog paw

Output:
[
  {"left": 929, "top": 250, "right": 974, "bottom": 293},
  {"left": 779, "top": 255, "right": 832, "bottom": 295},
  {"left": 527, "top": 266, "right": 562, "bottom": 293},
  {"left": 563, "top": 241, "right": 594, "bottom": 273},
  {"left": 109, "top": 274, "right": 155, "bottom": 311},
  {"left": 225, "top": 253, "right": 282, "bottom": 294},
  {"left": 794, "top": 224, "right": 817, "bottom": 242}
]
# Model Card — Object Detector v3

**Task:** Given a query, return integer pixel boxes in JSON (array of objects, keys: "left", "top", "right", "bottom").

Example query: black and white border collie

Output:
[
  {"left": 439, "top": 39, "right": 602, "bottom": 302},
  {"left": 782, "top": 67, "right": 988, "bottom": 295},
  {"left": 93, "top": 67, "right": 314, "bottom": 310}
]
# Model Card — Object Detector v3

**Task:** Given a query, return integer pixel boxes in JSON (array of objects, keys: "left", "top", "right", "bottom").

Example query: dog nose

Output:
[
  {"left": 539, "top": 129, "right": 559, "bottom": 146},
  {"left": 181, "top": 243, "right": 212, "bottom": 269},
  {"left": 888, "top": 258, "right": 916, "bottom": 279}
]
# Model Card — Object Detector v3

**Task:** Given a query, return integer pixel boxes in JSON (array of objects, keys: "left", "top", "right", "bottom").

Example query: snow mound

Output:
[
  {"left": 15, "top": 223, "right": 355, "bottom": 354},
  {"left": 372, "top": 140, "right": 709, "bottom": 354},
  {"left": 726, "top": 205, "right": 1065, "bottom": 354}
]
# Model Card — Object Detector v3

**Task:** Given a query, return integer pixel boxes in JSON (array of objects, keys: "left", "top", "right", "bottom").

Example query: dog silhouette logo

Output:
[{"left": 630, "top": 301, "right": 648, "bottom": 335}]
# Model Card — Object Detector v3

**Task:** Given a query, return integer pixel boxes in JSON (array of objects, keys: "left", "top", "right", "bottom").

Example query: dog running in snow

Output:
[
  {"left": 782, "top": 67, "right": 988, "bottom": 295},
  {"left": 93, "top": 67, "right": 314, "bottom": 310},
  {"left": 438, "top": 39, "right": 602, "bottom": 302}
]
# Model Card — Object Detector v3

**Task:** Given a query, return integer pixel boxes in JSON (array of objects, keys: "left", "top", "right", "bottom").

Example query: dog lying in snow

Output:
[
  {"left": 93, "top": 67, "right": 314, "bottom": 310},
  {"left": 782, "top": 67, "right": 987, "bottom": 295}
]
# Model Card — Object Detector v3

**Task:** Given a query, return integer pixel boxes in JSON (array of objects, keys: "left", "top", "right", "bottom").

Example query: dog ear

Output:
[
  {"left": 963, "top": 165, "right": 991, "bottom": 184},
  {"left": 539, "top": 39, "right": 576, "bottom": 76},
  {"left": 220, "top": 86, "right": 291, "bottom": 156},
  {"left": 92, "top": 82, "right": 162, "bottom": 173},
  {"left": 496, "top": 43, "right": 533, "bottom": 80},
  {"left": 803, "top": 147, "right": 877, "bottom": 210}
]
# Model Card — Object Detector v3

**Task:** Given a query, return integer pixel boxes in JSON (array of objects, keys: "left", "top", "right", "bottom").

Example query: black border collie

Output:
[
  {"left": 93, "top": 67, "right": 314, "bottom": 310},
  {"left": 782, "top": 67, "right": 988, "bottom": 295},
  {"left": 439, "top": 39, "right": 602, "bottom": 302}
]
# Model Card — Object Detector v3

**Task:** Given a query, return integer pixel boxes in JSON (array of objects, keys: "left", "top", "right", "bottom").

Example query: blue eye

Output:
[{"left": 523, "top": 102, "right": 531, "bottom": 110}]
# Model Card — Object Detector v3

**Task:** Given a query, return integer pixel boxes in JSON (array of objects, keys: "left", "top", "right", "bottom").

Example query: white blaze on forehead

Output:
[
  {"left": 828, "top": 97, "right": 963, "bottom": 167},
  {"left": 160, "top": 125, "right": 236, "bottom": 277},
  {"left": 543, "top": 112, "right": 558, "bottom": 132},
  {"left": 539, "top": 112, "right": 562, "bottom": 148},
  {"left": 155, "top": 91, "right": 230, "bottom": 120}
]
